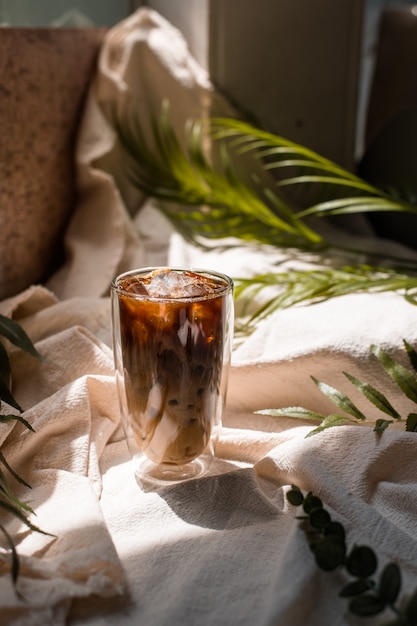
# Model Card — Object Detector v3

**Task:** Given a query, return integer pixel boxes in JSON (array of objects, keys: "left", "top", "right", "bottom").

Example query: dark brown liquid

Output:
[{"left": 117, "top": 271, "right": 228, "bottom": 465}]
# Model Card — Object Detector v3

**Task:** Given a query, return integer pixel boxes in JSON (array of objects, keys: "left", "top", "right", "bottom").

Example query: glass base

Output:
[{"left": 134, "top": 453, "right": 213, "bottom": 490}]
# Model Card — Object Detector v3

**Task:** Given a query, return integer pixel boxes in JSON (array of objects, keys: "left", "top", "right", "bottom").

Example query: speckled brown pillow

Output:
[{"left": 0, "top": 27, "right": 106, "bottom": 300}]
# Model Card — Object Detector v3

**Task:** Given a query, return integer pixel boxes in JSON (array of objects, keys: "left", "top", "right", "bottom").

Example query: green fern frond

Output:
[
  {"left": 258, "top": 339, "right": 417, "bottom": 436},
  {"left": 234, "top": 266, "right": 417, "bottom": 329}
]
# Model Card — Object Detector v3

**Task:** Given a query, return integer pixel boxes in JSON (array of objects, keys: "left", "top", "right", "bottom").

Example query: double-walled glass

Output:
[{"left": 111, "top": 267, "right": 234, "bottom": 486}]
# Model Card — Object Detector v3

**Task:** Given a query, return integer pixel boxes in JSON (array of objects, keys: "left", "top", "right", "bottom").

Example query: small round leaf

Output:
[
  {"left": 405, "top": 588, "right": 417, "bottom": 622},
  {"left": 379, "top": 562, "right": 401, "bottom": 604},
  {"left": 349, "top": 594, "right": 385, "bottom": 616},
  {"left": 303, "top": 493, "right": 322, "bottom": 514},
  {"left": 347, "top": 545, "right": 377, "bottom": 578},
  {"left": 309, "top": 507, "right": 331, "bottom": 530},
  {"left": 324, "top": 521, "right": 345, "bottom": 541},
  {"left": 287, "top": 488, "right": 304, "bottom": 507},
  {"left": 339, "top": 579, "right": 370, "bottom": 598},
  {"left": 314, "top": 536, "right": 346, "bottom": 571}
]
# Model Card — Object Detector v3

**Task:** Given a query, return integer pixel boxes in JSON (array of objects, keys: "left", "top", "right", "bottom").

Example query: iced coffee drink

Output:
[{"left": 111, "top": 267, "right": 233, "bottom": 480}]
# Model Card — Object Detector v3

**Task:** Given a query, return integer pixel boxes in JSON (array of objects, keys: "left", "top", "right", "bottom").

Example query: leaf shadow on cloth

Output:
[{"left": 150, "top": 466, "right": 283, "bottom": 531}]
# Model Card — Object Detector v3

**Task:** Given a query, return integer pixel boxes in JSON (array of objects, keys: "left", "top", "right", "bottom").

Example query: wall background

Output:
[{"left": 1, "top": 0, "right": 416, "bottom": 168}]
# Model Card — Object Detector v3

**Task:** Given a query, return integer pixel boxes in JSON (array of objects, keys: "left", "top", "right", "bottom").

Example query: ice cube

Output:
[{"left": 147, "top": 269, "right": 219, "bottom": 298}]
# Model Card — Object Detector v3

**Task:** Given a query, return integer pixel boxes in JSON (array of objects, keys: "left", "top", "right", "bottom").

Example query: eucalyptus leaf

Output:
[
  {"left": 313, "top": 535, "right": 346, "bottom": 571},
  {"left": 286, "top": 487, "right": 304, "bottom": 507},
  {"left": 346, "top": 546, "right": 378, "bottom": 579},
  {"left": 379, "top": 563, "right": 401, "bottom": 606},
  {"left": 303, "top": 493, "right": 323, "bottom": 514},
  {"left": 309, "top": 507, "right": 331, "bottom": 530},
  {"left": 339, "top": 579, "right": 370, "bottom": 598},
  {"left": 349, "top": 594, "right": 386, "bottom": 616},
  {"left": 405, "top": 589, "right": 417, "bottom": 623},
  {"left": 286, "top": 486, "right": 414, "bottom": 623},
  {"left": 323, "top": 521, "right": 345, "bottom": 541}
]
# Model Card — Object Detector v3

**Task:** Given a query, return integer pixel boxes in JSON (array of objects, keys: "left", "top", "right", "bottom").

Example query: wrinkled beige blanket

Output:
[{"left": 1, "top": 8, "right": 417, "bottom": 626}]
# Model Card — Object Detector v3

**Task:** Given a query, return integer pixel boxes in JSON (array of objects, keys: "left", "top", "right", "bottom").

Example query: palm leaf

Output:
[
  {"left": 113, "top": 104, "right": 329, "bottom": 250},
  {"left": 110, "top": 104, "right": 417, "bottom": 322},
  {"left": 0, "top": 316, "right": 46, "bottom": 591},
  {"left": 257, "top": 339, "right": 417, "bottom": 436},
  {"left": 403, "top": 339, "right": 417, "bottom": 373},
  {"left": 343, "top": 372, "right": 402, "bottom": 420},
  {"left": 234, "top": 266, "right": 417, "bottom": 329},
  {"left": 371, "top": 345, "right": 417, "bottom": 404},
  {"left": 311, "top": 377, "right": 367, "bottom": 421},
  {"left": 0, "top": 523, "right": 20, "bottom": 590},
  {"left": 211, "top": 117, "right": 417, "bottom": 217},
  {"left": 0, "top": 314, "right": 42, "bottom": 360}
]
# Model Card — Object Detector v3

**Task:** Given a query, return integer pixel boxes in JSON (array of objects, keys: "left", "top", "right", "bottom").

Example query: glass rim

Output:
[{"left": 111, "top": 266, "right": 234, "bottom": 302}]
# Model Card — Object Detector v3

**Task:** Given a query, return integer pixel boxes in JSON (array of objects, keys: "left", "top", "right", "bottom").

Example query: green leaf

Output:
[
  {"left": 0, "top": 341, "right": 11, "bottom": 385},
  {"left": 371, "top": 344, "right": 417, "bottom": 404},
  {"left": 0, "top": 378, "right": 21, "bottom": 412},
  {"left": 323, "top": 521, "right": 345, "bottom": 541},
  {"left": 344, "top": 371, "right": 402, "bottom": 419},
  {"left": 349, "top": 594, "right": 386, "bottom": 616},
  {"left": 0, "top": 314, "right": 42, "bottom": 359},
  {"left": 309, "top": 507, "right": 331, "bottom": 530},
  {"left": 311, "top": 377, "right": 367, "bottom": 421},
  {"left": 346, "top": 546, "right": 378, "bottom": 578},
  {"left": 406, "top": 413, "right": 417, "bottom": 432},
  {"left": 313, "top": 535, "right": 346, "bottom": 571},
  {"left": 0, "top": 497, "right": 52, "bottom": 536},
  {"left": 286, "top": 487, "right": 304, "bottom": 507},
  {"left": 303, "top": 493, "right": 323, "bottom": 514},
  {"left": 379, "top": 563, "right": 401, "bottom": 605},
  {"left": 235, "top": 267, "right": 417, "bottom": 329},
  {"left": 0, "top": 339, "right": 21, "bottom": 411},
  {"left": 339, "top": 579, "right": 370, "bottom": 598},
  {"left": 0, "top": 474, "right": 33, "bottom": 516},
  {"left": 0, "top": 523, "right": 20, "bottom": 588},
  {"left": 306, "top": 414, "right": 359, "bottom": 437},
  {"left": 374, "top": 419, "right": 394, "bottom": 433},
  {"left": 0, "top": 413, "right": 34, "bottom": 432},
  {"left": 0, "top": 452, "right": 31, "bottom": 489},
  {"left": 256, "top": 406, "right": 325, "bottom": 421},
  {"left": 405, "top": 588, "right": 417, "bottom": 623},
  {"left": 403, "top": 339, "right": 417, "bottom": 374}
]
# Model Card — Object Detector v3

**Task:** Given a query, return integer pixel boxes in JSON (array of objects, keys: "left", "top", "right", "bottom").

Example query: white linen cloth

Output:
[{"left": 1, "top": 8, "right": 417, "bottom": 626}]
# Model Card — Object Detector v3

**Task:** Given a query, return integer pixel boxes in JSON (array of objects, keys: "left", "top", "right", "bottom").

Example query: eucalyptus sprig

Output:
[
  {"left": 0, "top": 313, "right": 48, "bottom": 593},
  {"left": 286, "top": 485, "right": 417, "bottom": 624},
  {"left": 258, "top": 339, "right": 417, "bottom": 435}
]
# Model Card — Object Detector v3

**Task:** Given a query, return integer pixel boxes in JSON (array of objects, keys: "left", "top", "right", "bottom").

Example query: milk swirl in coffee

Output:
[{"left": 116, "top": 268, "right": 229, "bottom": 465}]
